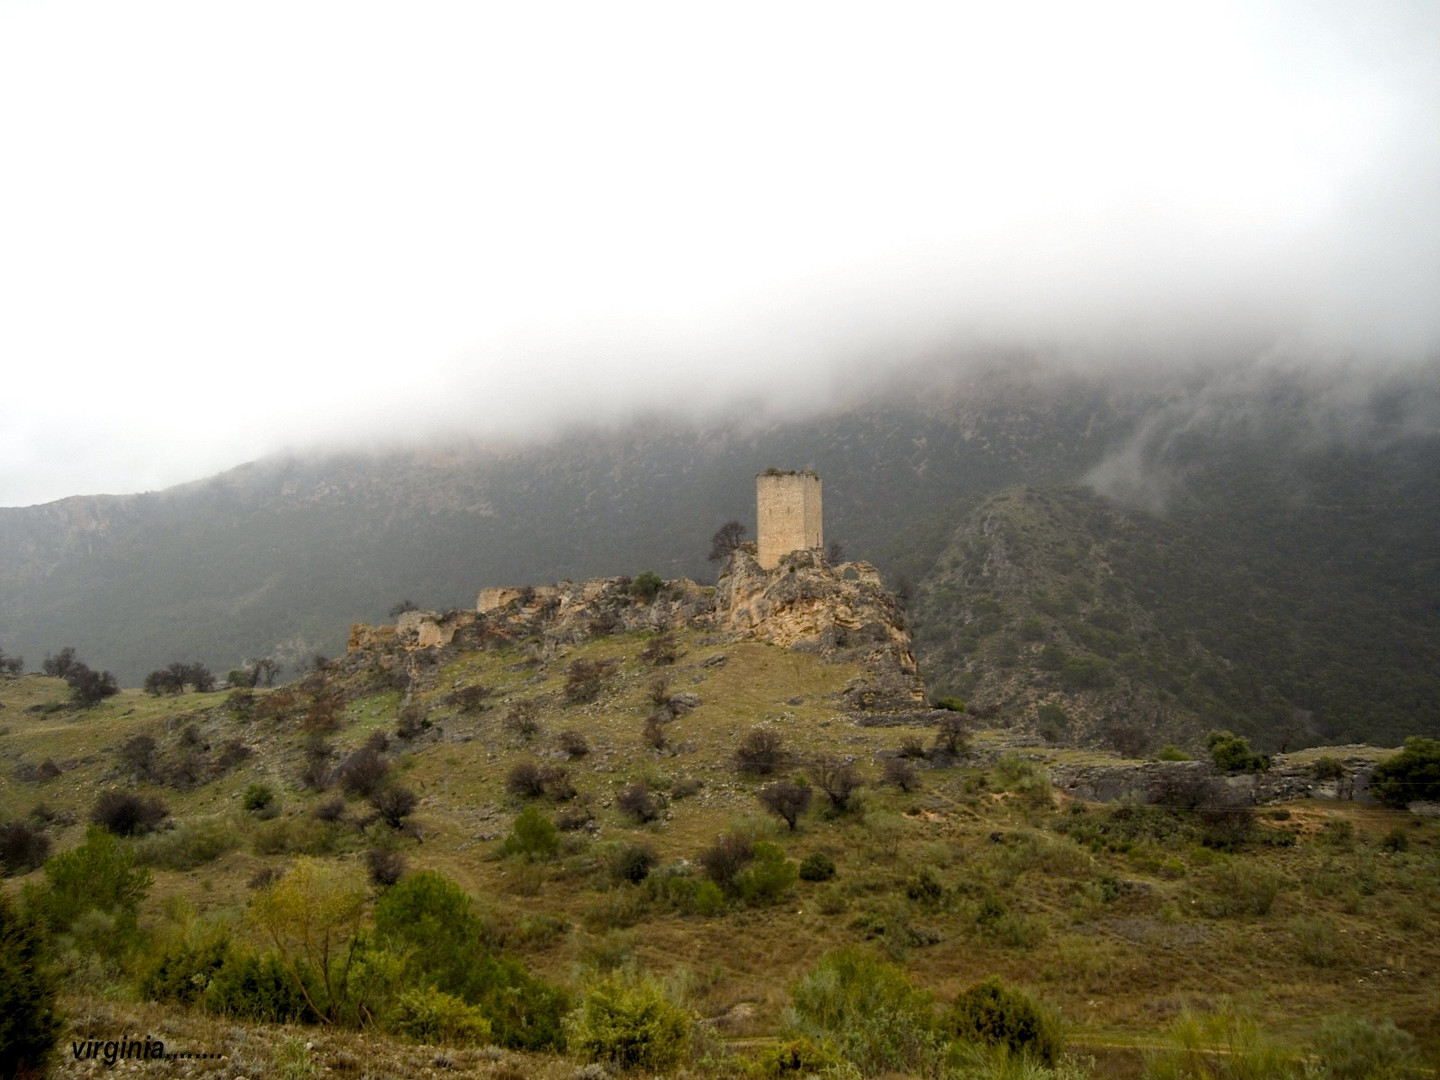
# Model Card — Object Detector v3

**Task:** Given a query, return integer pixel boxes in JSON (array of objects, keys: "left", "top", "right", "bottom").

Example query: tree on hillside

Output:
[
  {"left": 66, "top": 663, "right": 119, "bottom": 708},
  {"left": 40, "top": 647, "right": 77, "bottom": 680},
  {"left": 1370, "top": 737, "right": 1440, "bottom": 808},
  {"left": 708, "top": 520, "right": 746, "bottom": 563},
  {"left": 0, "top": 647, "right": 21, "bottom": 677}
]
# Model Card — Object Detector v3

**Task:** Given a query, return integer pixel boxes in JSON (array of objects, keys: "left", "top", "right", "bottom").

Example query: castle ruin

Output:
[{"left": 756, "top": 469, "right": 823, "bottom": 570}]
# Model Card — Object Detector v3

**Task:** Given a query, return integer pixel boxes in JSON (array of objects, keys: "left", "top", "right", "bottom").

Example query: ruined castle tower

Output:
[{"left": 756, "top": 470, "right": 823, "bottom": 570}]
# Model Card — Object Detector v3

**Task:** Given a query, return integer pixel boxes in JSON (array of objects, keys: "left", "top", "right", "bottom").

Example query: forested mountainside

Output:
[{"left": 1, "top": 360, "right": 1437, "bottom": 750}]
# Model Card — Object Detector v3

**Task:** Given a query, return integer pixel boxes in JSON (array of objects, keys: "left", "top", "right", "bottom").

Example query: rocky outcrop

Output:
[
  {"left": 1049, "top": 751, "right": 1379, "bottom": 806},
  {"left": 714, "top": 547, "right": 924, "bottom": 712},
  {"left": 346, "top": 550, "right": 926, "bottom": 715}
]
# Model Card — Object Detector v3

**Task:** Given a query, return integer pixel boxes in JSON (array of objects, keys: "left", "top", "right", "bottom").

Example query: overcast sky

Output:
[{"left": 1, "top": 1, "right": 1436, "bottom": 507}]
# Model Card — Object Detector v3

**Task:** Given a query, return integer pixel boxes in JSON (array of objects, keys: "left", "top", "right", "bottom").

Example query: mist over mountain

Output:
[{"left": 1, "top": 357, "right": 1436, "bottom": 750}]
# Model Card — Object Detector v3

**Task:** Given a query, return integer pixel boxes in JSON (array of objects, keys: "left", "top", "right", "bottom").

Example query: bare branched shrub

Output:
[
  {"left": 883, "top": 758, "right": 919, "bottom": 793},
  {"left": 617, "top": 782, "right": 661, "bottom": 823},
  {"left": 505, "top": 700, "right": 541, "bottom": 739},
  {"left": 91, "top": 790, "right": 169, "bottom": 837},
  {"left": 934, "top": 714, "right": 970, "bottom": 757},
  {"left": 396, "top": 703, "right": 431, "bottom": 740},
  {"left": 642, "top": 714, "right": 669, "bottom": 751},
  {"left": 301, "top": 740, "right": 334, "bottom": 791},
  {"left": 897, "top": 736, "right": 927, "bottom": 759},
  {"left": 558, "top": 730, "right": 590, "bottom": 759},
  {"left": 539, "top": 765, "right": 577, "bottom": 801},
  {"left": 370, "top": 785, "right": 419, "bottom": 829},
  {"left": 365, "top": 847, "right": 406, "bottom": 887},
  {"left": 117, "top": 735, "right": 159, "bottom": 782},
  {"left": 449, "top": 684, "right": 493, "bottom": 714},
  {"left": 337, "top": 746, "right": 390, "bottom": 797},
  {"left": 699, "top": 832, "right": 754, "bottom": 890},
  {"left": 735, "top": 728, "right": 788, "bottom": 777},
  {"left": 809, "top": 755, "right": 864, "bottom": 813},
  {"left": 565, "top": 658, "right": 619, "bottom": 705},
  {"left": 640, "top": 632, "right": 679, "bottom": 667},
  {"left": 758, "top": 781, "right": 812, "bottom": 830},
  {"left": 507, "top": 760, "right": 547, "bottom": 799}
]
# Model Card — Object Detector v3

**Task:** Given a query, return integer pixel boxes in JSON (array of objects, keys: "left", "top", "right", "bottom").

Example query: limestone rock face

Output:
[{"left": 714, "top": 548, "right": 924, "bottom": 711}]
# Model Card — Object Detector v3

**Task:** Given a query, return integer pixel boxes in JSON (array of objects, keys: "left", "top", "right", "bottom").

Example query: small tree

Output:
[
  {"left": 249, "top": 857, "right": 366, "bottom": 1023},
  {"left": 370, "top": 785, "right": 419, "bottom": 829},
  {"left": 758, "top": 781, "right": 812, "bottom": 831},
  {"left": 66, "top": 664, "right": 119, "bottom": 708},
  {"left": 809, "top": 755, "right": 864, "bottom": 813},
  {"left": 0, "top": 647, "right": 22, "bottom": 677},
  {"left": 40, "top": 647, "right": 78, "bottom": 680},
  {"left": 501, "top": 807, "right": 559, "bottom": 860},
  {"left": 698, "top": 832, "right": 754, "bottom": 892},
  {"left": 934, "top": 712, "right": 970, "bottom": 757},
  {"left": 565, "top": 658, "right": 618, "bottom": 705},
  {"left": 708, "top": 521, "right": 746, "bottom": 563},
  {"left": 557, "top": 730, "right": 590, "bottom": 759},
  {"left": 507, "top": 761, "right": 547, "bottom": 799}
]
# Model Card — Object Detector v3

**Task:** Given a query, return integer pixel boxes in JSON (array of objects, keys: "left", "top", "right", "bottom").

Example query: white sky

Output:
[{"left": 1, "top": 1, "right": 1437, "bottom": 506}]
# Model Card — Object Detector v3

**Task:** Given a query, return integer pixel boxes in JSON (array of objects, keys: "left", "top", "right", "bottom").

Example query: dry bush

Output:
[
  {"left": 558, "top": 730, "right": 590, "bottom": 759},
  {"left": 504, "top": 700, "right": 541, "bottom": 739},
  {"left": 507, "top": 760, "right": 547, "bottom": 799},
  {"left": 336, "top": 746, "right": 390, "bottom": 797},
  {"left": 882, "top": 758, "right": 919, "bottom": 793},
  {"left": 640, "top": 632, "right": 679, "bottom": 667},
  {"left": 565, "top": 658, "right": 619, "bottom": 704},
  {"left": 91, "top": 790, "right": 169, "bottom": 837},
  {"left": 809, "top": 755, "right": 864, "bottom": 812},
  {"left": 758, "top": 781, "right": 812, "bottom": 830},
  {"left": 617, "top": 782, "right": 661, "bottom": 823},
  {"left": 735, "top": 728, "right": 788, "bottom": 776}
]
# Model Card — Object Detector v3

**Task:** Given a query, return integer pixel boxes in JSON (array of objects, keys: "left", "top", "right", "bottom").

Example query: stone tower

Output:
[{"left": 756, "top": 470, "right": 823, "bottom": 570}]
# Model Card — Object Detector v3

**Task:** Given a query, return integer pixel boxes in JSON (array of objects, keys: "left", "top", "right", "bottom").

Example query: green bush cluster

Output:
[{"left": 564, "top": 974, "right": 691, "bottom": 1071}]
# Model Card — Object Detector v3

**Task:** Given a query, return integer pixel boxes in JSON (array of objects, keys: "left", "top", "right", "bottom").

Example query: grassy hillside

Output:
[{"left": 1, "top": 624, "right": 1436, "bottom": 1078}]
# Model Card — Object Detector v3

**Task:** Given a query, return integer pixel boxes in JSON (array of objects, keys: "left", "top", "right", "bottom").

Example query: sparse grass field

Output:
[{"left": 2, "top": 627, "right": 1437, "bottom": 1077}]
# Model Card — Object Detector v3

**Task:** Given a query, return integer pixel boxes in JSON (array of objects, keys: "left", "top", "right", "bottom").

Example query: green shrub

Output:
[
  {"left": 1290, "top": 916, "right": 1347, "bottom": 969},
  {"left": 758, "top": 1036, "right": 842, "bottom": 1077},
  {"left": 1370, "top": 737, "right": 1440, "bottom": 808},
  {"left": 1156, "top": 745, "right": 1192, "bottom": 761},
  {"left": 1196, "top": 863, "right": 1281, "bottom": 917},
  {"left": 243, "top": 784, "right": 276, "bottom": 813},
  {"left": 0, "top": 891, "right": 62, "bottom": 1080},
  {"left": 933, "top": 696, "right": 966, "bottom": 712},
  {"left": 1145, "top": 1006, "right": 1294, "bottom": 1080},
  {"left": 33, "top": 827, "right": 150, "bottom": 937},
  {"left": 610, "top": 843, "right": 658, "bottom": 885},
  {"left": 501, "top": 807, "right": 559, "bottom": 860},
  {"left": 628, "top": 571, "right": 664, "bottom": 604},
  {"left": 787, "top": 948, "right": 939, "bottom": 1076},
  {"left": 1311, "top": 756, "right": 1347, "bottom": 781},
  {"left": 373, "top": 870, "right": 566, "bottom": 1050},
  {"left": 204, "top": 950, "right": 320, "bottom": 1024},
  {"left": 943, "top": 976, "right": 1062, "bottom": 1064},
  {"left": 799, "top": 852, "right": 836, "bottom": 882},
  {"left": 139, "top": 932, "right": 231, "bottom": 1005},
  {"left": 1310, "top": 1015, "right": 1416, "bottom": 1080},
  {"left": 733, "top": 841, "right": 797, "bottom": 905},
  {"left": 564, "top": 974, "right": 691, "bottom": 1071},
  {"left": 1206, "top": 730, "right": 1271, "bottom": 774},
  {"left": 388, "top": 986, "right": 492, "bottom": 1045},
  {"left": 250, "top": 817, "right": 338, "bottom": 856},
  {"left": 132, "top": 818, "right": 238, "bottom": 870}
]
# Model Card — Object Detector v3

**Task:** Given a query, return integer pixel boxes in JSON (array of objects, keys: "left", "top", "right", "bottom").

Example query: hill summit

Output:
[{"left": 348, "top": 546, "right": 925, "bottom": 717}]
